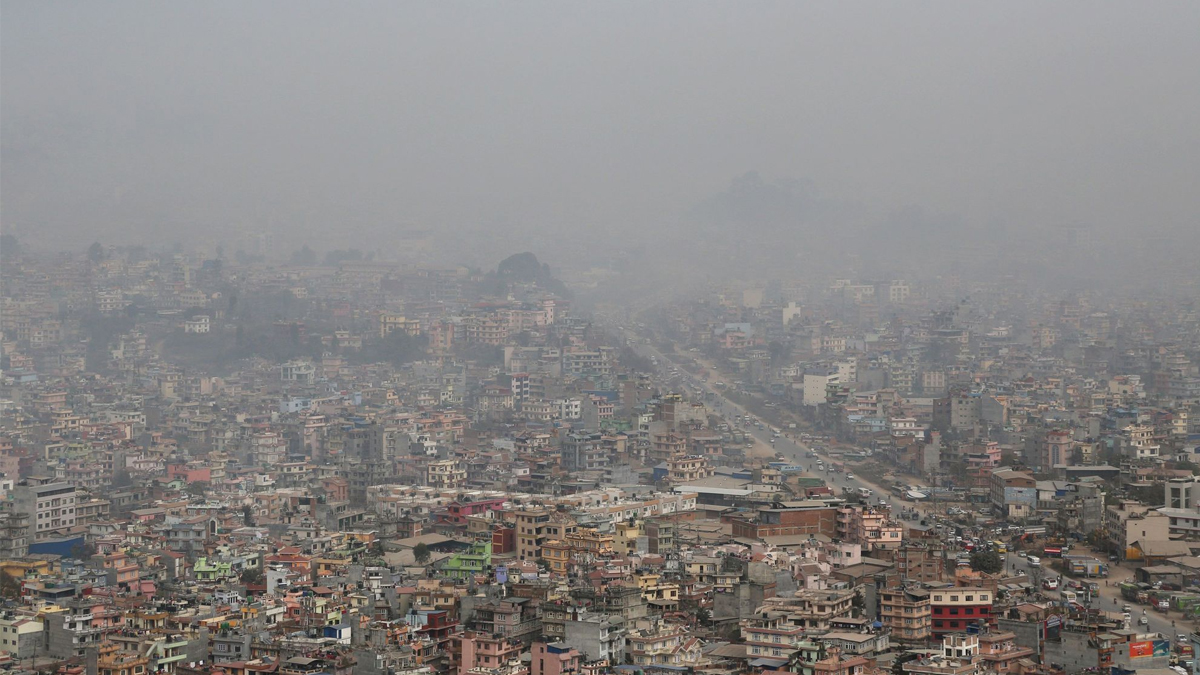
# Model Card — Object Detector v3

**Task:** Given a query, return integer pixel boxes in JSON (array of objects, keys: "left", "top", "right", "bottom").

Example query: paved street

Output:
[{"left": 629, "top": 327, "right": 1184, "bottom": 644}]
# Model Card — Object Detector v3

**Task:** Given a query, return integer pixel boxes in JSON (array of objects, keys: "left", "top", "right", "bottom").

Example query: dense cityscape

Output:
[
  {"left": 4, "top": 4, "right": 1200, "bottom": 675},
  {"left": 0, "top": 239, "right": 1199, "bottom": 675}
]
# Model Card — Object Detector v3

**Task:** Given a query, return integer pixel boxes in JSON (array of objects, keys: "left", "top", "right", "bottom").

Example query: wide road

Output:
[
  {"left": 628, "top": 333, "right": 899, "bottom": 505},
  {"left": 629, "top": 328, "right": 1182, "bottom": 642},
  {"left": 1003, "top": 552, "right": 1177, "bottom": 640}
]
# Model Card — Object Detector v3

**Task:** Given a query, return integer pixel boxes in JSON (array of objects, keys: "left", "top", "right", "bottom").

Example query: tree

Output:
[
  {"left": 70, "top": 542, "right": 98, "bottom": 560},
  {"left": 291, "top": 245, "right": 317, "bottom": 266},
  {"left": 242, "top": 504, "right": 254, "bottom": 527},
  {"left": 240, "top": 567, "right": 264, "bottom": 585},
  {"left": 970, "top": 549, "right": 1003, "bottom": 574},
  {"left": 88, "top": 241, "right": 106, "bottom": 263},
  {"left": 113, "top": 469, "right": 132, "bottom": 488},
  {"left": 0, "top": 571, "right": 20, "bottom": 599},
  {"left": 0, "top": 234, "right": 19, "bottom": 260},
  {"left": 768, "top": 341, "right": 792, "bottom": 365},
  {"left": 413, "top": 542, "right": 431, "bottom": 565}
]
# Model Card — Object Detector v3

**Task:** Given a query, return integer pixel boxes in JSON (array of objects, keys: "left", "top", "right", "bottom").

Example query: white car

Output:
[
  {"left": 1138, "top": 617, "right": 1149, "bottom": 626},
  {"left": 845, "top": 474, "right": 853, "bottom": 480}
]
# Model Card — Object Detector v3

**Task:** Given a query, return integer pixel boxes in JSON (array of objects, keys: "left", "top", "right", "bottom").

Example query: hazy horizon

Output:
[{"left": 3, "top": 2, "right": 1199, "bottom": 281}]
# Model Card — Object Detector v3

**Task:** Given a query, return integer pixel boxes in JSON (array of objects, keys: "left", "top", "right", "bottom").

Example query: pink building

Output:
[
  {"left": 459, "top": 632, "right": 523, "bottom": 675},
  {"left": 531, "top": 643, "right": 581, "bottom": 675}
]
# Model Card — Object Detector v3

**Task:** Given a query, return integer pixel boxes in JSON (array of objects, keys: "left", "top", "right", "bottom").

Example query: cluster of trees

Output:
[
  {"left": 488, "top": 252, "right": 572, "bottom": 299},
  {"left": 287, "top": 246, "right": 378, "bottom": 267},
  {"left": 345, "top": 331, "right": 428, "bottom": 367},
  {"left": 621, "top": 346, "right": 655, "bottom": 373},
  {"left": 969, "top": 549, "right": 1003, "bottom": 574}
]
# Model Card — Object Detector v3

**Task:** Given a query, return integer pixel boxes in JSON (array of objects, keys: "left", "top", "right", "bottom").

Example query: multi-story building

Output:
[
  {"left": 0, "top": 610, "right": 42, "bottom": 659},
  {"left": 976, "top": 631, "right": 1035, "bottom": 673},
  {"left": 1105, "top": 500, "right": 1170, "bottom": 560},
  {"left": 0, "top": 512, "right": 29, "bottom": 559},
  {"left": 731, "top": 502, "right": 839, "bottom": 540},
  {"left": 626, "top": 623, "right": 704, "bottom": 669},
  {"left": 562, "top": 433, "right": 607, "bottom": 473},
  {"left": 530, "top": 642, "right": 581, "bottom": 675},
  {"left": 43, "top": 602, "right": 123, "bottom": 658},
  {"left": 666, "top": 456, "right": 713, "bottom": 484},
  {"left": 1121, "top": 424, "right": 1160, "bottom": 460},
  {"left": 929, "top": 587, "right": 992, "bottom": 637},
  {"left": 989, "top": 469, "right": 1035, "bottom": 521},
  {"left": 14, "top": 479, "right": 76, "bottom": 541},
  {"left": 562, "top": 613, "right": 624, "bottom": 664},
  {"left": 427, "top": 460, "right": 465, "bottom": 489},
  {"left": 902, "top": 635, "right": 980, "bottom": 675},
  {"left": 741, "top": 610, "right": 806, "bottom": 659},
  {"left": 458, "top": 632, "right": 524, "bottom": 675},
  {"left": 516, "top": 508, "right": 552, "bottom": 561},
  {"left": 879, "top": 587, "right": 931, "bottom": 644},
  {"left": 755, "top": 589, "right": 857, "bottom": 633},
  {"left": 894, "top": 545, "right": 945, "bottom": 583},
  {"left": 836, "top": 506, "right": 903, "bottom": 551}
]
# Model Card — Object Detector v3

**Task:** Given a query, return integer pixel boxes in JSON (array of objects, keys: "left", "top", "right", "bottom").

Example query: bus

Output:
[{"left": 992, "top": 541, "right": 1008, "bottom": 554}]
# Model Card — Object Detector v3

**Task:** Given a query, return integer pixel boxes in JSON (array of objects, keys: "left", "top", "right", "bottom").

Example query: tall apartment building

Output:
[
  {"left": 929, "top": 587, "right": 992, "bottom": 637},
  {"left": 879, "top": 587, "right": 931, "bottom": 644},
  {"left": 0, "top": 511, "right": 30, "bottom": 558},
  {"left": 14, "top": 479, "right": 76, "bottom": 541}
]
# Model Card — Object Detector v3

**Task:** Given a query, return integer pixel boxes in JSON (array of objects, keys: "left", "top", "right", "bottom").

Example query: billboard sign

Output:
[
  {"left": 495, "top": 566, "right": 508, "bottom": 584},
  {"left": 1129, "top": 641, "right": 1153, "bottom": 658},
  {"left": 1044, "top": 615, "right": 1062, "bottom": 640}
]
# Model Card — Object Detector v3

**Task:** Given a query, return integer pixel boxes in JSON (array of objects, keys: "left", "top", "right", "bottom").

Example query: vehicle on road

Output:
[
  {"left": 845, "top": 473, "right": 853, "bottom": 480},
  {"left": 1043, "top": 577, "right": 1058, "bottom": 590},
  {"left": 1139, "top": 616, "right": 1149, "bottom": 626},
  {"left": 1027, "top": 555, "right": 1041, "bottom": 567}
]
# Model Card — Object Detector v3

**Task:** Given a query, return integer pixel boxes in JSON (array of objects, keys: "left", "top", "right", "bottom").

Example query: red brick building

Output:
[{"left": 731, "top": 502, "right": 838, "bottom": 540}]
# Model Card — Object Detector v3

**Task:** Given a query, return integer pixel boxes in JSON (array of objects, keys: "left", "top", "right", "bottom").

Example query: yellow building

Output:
[
  {"left": 380, "top": 314, "right": 421, "bottom": 338},
  {"left": 0, "top": 559, "right": 51, "bottom": 581},
  {"left": 613, "top": 520, "right": 643, "bottom": 556},
  {"left": 543, "top": 540, "right": 571, "bottom": 575},
  {"left": 565, "top": 528, "right": 614, "bottom": 556}
]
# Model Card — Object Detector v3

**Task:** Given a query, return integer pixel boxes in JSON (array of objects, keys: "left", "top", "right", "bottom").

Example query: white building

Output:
[
  {"left": 802, "top": 371, "right": 839, "bottom": 407},
  {"left": 280, "top": 360, "right": 316, "bottom": 384},
  {"left": 14, "top": 481, "right": 77, "bottom": 540},
  {"left": 183, "top": 315, "right": 211, "bottom": 334}
]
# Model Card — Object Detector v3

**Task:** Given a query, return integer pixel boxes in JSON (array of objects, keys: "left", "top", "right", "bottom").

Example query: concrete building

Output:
[
  {"left": 1105, "top": 500, "right": 1170, "bottom": 560},
  {"left": 879, "top": 587, "right": 931, "bottom": 644},
  {"left": 989, "top": 469, "right": 1036, "bottom": 521},
  {"left": 14, "top": 479, "right": 76, "bottom": 541},
  {"left": 0, "top": 611, "right": 42, "bottom": 659},
  {"left": 930, "top": 587, "right": 992, "bottom": 637},
  {"left": 562, "top": 613, "right": 623, "bottom": 664}
]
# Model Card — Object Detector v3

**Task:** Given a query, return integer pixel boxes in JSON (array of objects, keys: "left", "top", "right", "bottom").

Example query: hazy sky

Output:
[{"left": 3, "top": 2, "right": 1199, "bottom": 256}]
